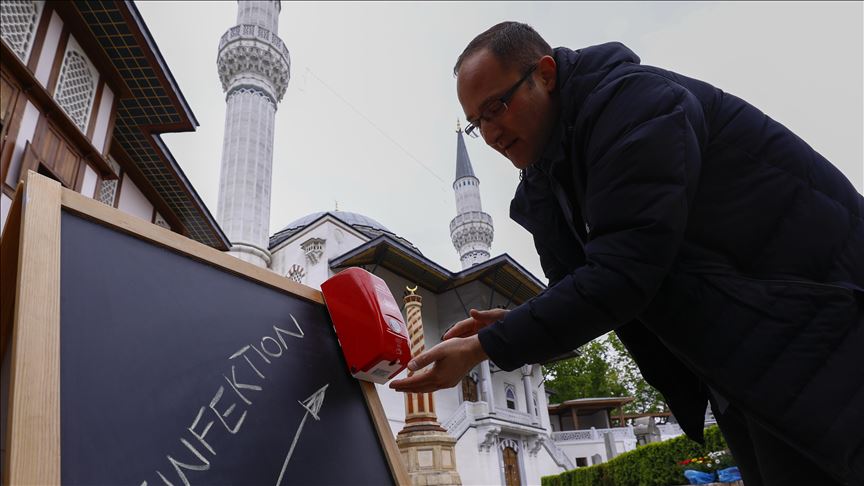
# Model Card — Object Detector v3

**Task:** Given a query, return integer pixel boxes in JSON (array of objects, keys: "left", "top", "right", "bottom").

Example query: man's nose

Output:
[{"left": 480, "top": 120, "right": 503, "bottom": 147}]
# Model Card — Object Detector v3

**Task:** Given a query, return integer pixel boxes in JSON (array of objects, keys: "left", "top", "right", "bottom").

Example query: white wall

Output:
[
  {"left": 80, "top": 164, "right": 98, "bottom": 199},
  {"left": 116, "top": 173, "right": 153, "bottom": 222},
  {"left": 5, "top": 101, "right": 39, "bottom": 188},
  {"left": 454, "top": 428, "right": 503, "bottom": 486},
  {"left": 0, "top": 193, "right": 12, "bottom": 234},
  {"left": 91, "top": 85, "right": 114, "bottom": 154},
  {"left": 34, "top": 11, "right": 63, "bottom": 86},
  {"left": 531, "top": 448, "right": 568, "bottom": 485},
  {"left": 555, "top": 436, "right": 637, "bottom": 466}
]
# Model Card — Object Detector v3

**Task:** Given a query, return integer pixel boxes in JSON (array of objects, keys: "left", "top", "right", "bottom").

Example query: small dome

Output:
[
  {"left": 279, "top": 211, "right": 392, "bottom": 234},
  {"left": 269, "top": 211, "right": 419, "bottom": 253}
]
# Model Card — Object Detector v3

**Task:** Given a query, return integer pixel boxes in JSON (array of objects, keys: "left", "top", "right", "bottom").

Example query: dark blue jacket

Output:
[{"left": 477, "top": 43, "right": 864, "bottom": 484}]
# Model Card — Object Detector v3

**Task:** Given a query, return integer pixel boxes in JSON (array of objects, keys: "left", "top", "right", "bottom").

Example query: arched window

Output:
[
  {"left": 0, "top": 0, "right": 44, "bottom": 63},
  {"left": 54, "top": 37, "right": 98, "bottom": 132},
  {"left": 505, "top": 384, "right": 517, "bottom": 410}
]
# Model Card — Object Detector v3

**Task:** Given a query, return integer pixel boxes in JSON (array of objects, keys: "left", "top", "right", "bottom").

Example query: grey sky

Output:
[{"left": 137, "top": 1, "right": 863, "bottom": 280}]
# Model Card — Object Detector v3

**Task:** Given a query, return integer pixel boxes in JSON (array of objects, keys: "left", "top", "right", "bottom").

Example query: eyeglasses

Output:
[{"left": 464, "top": 64, "right": 538, "bottom": 139}]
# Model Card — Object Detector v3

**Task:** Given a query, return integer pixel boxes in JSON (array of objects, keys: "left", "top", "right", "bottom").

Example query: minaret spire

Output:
[
  {"left": 450, "top": 125, "right": 493, "bottom": 269},
  {"left": 215, "top": 1, "right": 290, "bottom": 267}
]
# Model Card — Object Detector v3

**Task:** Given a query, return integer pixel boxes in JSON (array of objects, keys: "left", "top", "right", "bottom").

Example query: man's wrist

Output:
[{"left": 469, "top": 335, "right": 489, "bottom": 363}]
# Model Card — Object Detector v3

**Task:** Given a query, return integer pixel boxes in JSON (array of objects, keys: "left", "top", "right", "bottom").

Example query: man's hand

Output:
[
  {"left": 442, "top": 308, "right": 509, "bottom": 340},
  {"left": 388, "top": 335, "right": 488, "bottom": 393}
]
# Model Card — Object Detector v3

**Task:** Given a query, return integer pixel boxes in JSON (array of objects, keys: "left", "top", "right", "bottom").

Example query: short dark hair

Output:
[{"left": 453, "top": 21, "right": 552, "bottom": 77}]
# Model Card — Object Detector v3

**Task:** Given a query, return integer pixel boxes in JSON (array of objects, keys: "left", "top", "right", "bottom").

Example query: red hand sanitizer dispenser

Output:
[{"left": 321, "top": 268, "right": 411, "bottom": 383}]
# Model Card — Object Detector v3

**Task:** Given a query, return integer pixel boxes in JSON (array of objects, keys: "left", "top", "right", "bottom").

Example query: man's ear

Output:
[{"left": 538, "top": 55, "right": 557, "bottom": 92}]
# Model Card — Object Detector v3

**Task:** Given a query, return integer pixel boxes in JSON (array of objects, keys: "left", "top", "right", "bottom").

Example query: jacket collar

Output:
[{"left": 511, "top": 43, "right": 641, "bottom": 232}]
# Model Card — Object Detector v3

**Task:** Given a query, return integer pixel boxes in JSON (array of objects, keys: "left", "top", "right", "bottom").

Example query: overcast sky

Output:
[{"left": 136, "top": 1, "right": 863, "bottom": 280}]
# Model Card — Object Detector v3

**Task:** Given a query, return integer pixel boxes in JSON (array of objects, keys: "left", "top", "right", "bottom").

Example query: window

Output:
[
  {"left": 97, "top": 157, "right": 121, "bottom": 207},
  {"left": 575, "top": 457, "right": 588, "bottom": 468},
  {"left": 505, "top": 385, "right": 517, "bottom": 410},
  {"left": 153, "top": 212, "right": 170, "bottom": 230},
  {"left": 461, "top": 374, "right": 478, "bottom": 403},
  {"left": 54, "top": 37, "right": 98, "bottom": 132},
  {"left": 532, "top": 392, "right": 539, "bottom": 416},
  {"left": 0, "top": 0, "right": 44, "bottom": 63}
]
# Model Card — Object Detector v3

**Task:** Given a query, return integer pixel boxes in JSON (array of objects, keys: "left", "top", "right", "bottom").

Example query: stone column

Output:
[
  {"left": 480, "top": 360, "right": 495, "bottom": 413},
  {"left": 521, "top": 365, "right": 537, "bottom": 423},
  {"left": 396, "top": 286, "right": 462, "bottom": 485},
  {"left": 215, "top": 1, "right": 290, "bottom": 267}
]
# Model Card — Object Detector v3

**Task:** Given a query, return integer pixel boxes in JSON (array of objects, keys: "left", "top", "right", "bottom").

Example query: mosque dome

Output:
[{"left": 269, "top": 211, "right": 419, "bottom": 253}]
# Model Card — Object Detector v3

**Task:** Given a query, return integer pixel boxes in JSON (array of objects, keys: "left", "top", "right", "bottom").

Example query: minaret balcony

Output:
[
  {"left": 217, "top": 24, "right": 291, "bottom": 100},
  {"left": 219, "top": 24, "right": 290, "bottom": 60},
  {"left": 449, "top": 211, "right": 493, "bottom": 233}
]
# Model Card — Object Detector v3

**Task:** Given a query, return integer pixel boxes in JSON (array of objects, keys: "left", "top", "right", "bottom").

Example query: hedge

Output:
[{"left": 542, "top": 426, "right": 729, "bottom": 486}]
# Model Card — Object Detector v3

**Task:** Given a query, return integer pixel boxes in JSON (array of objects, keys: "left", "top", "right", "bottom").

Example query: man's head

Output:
[{"left": 455, "top": 22, "right": 559, "bottom": 170}]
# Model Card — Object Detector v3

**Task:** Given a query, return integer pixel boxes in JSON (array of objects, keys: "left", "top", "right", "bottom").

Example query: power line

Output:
[{"left": 302, "top": 67, "right": 451, "bottom": 190}]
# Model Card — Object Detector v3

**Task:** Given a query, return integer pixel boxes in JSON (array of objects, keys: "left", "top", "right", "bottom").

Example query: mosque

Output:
[{"left": 209, "top": 2, "right": 583, "bottom": 484}]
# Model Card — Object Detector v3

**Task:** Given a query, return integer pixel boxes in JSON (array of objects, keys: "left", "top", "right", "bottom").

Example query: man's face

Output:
[{"left": 457, "top": 49, "right": 558, "bottom": 170}]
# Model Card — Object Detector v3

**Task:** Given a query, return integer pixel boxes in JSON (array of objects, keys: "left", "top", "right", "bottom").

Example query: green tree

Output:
[
  {"left": 606, "top": 332, "right": 667, "bottom": 413},
  {"left": 543, "top": 332, "right": 667, "bottom": 414},
  {"left": 543, "top": 337, "right": 627, "bottom": 403}
]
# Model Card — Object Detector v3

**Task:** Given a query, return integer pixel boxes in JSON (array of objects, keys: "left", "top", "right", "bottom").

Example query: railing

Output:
[
  {"left": 449, "top": 211, "right": 493, "bottom": 233},
  {"left": 492, "top": 406, "right": 537, "bottom": 426},
  {"left": 442, "top": 401, "right": 543, "bottom": 440},
  {"left": 552, "top": 429, "right": 593, "bottom": 441},
  {"left": 542, "top": 437, "right": 576, "bottom": 470},
  {"left": 442, "top": 401, "right": 473, "bottom": 439},
  {"left": 219, "top": 24, "right": 291, "bottom": 61},
  {"left": 552, "top": 426, "right": 635, "bottom": 442}
]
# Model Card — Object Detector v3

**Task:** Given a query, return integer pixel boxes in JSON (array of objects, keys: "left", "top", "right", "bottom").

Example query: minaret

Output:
[
  {"left": 396, "top": 287, "right": 461, "bottom": 485},
  {"left": 450, "top": 121, "right": 493, "bottom": 269},
  {"left": 215, "top": 1, "right": 290, "bottom": 267}
]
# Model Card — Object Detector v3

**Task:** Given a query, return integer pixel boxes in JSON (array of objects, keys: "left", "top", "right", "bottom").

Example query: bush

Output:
[{"left": 541, "top": 426, "right": 730, "bottom": 486}]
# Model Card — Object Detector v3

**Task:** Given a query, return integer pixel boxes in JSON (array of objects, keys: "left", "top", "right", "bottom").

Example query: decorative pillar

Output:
[{"left": 396, "top": 286, "right": 462, "bottom": 485}]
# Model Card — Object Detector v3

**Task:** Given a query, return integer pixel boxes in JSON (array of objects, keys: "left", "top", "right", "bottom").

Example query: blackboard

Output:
[{"left": 0, "top": 172, "right": 407, "bottom": 485}]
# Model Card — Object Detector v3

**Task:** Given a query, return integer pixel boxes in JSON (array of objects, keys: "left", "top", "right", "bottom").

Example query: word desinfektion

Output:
[{"left": 140, "top": 315, "right": 305, "bottom": 486}]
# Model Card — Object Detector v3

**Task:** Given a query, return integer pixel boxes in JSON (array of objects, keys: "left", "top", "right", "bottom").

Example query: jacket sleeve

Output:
[
  {"left": 534, "top": 233, "right": 571, "bottom": 287},
  {"left": 479, "top": 74, "right": 704, "bottom": 371}
]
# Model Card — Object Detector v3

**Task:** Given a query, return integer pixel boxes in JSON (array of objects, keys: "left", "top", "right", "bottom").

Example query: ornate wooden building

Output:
[{"left": 0, "top": 0, "right": 227, "bottom": 249}]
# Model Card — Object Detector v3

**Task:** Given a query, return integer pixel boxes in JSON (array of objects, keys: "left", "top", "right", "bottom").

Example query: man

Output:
[{"left": 390, "top": 22, "right": 863, "bottom": 486}]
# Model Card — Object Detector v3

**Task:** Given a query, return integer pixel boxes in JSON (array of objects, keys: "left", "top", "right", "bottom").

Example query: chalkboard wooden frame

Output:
[{"left": 0, "top": 171, "right": 409, "bottom": 485}]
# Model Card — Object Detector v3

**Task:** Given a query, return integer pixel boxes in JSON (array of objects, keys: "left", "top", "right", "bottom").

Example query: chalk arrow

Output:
[{"left": 276, "top": 384, "right": 329, "bottom": 486}]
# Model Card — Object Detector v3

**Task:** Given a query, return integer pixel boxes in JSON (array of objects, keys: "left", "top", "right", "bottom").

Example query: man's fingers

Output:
[
  {"left": 407, "top": 345, "right": 441, "bottom": 371},
  {"left": 442, "top": 318, "right": 476, "bottom": 340},
  {"left": 389, "top": 369, "right": 434, "bottom": 392},
  {"left": 472, "top": 308, "right": 508, "bottom": 324},
  {"left": 443, "top": 308, "right": 508, "bottom": 341}
]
